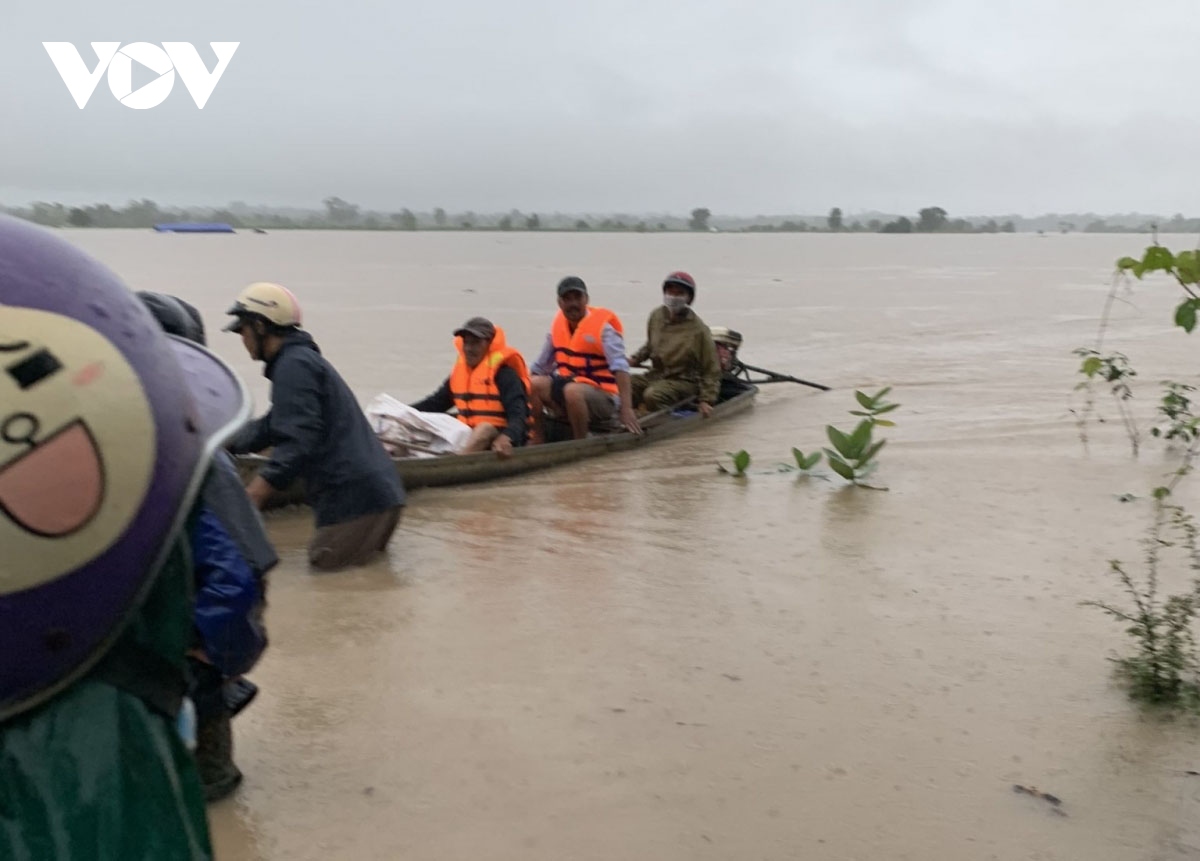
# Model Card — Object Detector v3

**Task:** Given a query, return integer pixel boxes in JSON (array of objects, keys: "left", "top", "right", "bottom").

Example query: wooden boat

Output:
[{"left": 234, "top": 381, "right": 758, "bottom": 506}]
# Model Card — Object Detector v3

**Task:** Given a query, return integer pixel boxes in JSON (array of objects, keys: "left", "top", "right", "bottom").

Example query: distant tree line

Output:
[
  {"left": 1076, "top": 213, "right": 1200, "bottom": 234},
  {"left": 878, "top": 207, "right": 1017, "bottom": 234},
  {"left": 1, "top": 198, "right": 1192, "bottom": 235},
  {"left": 735, "top": 206, "right": 1016, "bottom": 234},
  {"left": 0, "top": 197, "right": 685, "bottom": 232}
]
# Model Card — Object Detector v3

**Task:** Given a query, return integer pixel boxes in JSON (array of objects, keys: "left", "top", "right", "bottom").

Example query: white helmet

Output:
[
  {"left": 711, "top": 326, "right": 742, "bottom": 349},
  {"left": 223, "top": 282, "right": 302, "bottom": 332}
]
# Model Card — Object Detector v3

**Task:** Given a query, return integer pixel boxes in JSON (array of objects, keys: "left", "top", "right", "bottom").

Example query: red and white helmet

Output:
[{"left": 663, "top": 271, "right": 696, "bottom": 303}]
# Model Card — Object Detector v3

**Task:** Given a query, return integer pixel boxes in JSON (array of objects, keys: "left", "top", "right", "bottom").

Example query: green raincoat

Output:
[{"left": 0, "top": 526, "right": 212, "bottom": 860}]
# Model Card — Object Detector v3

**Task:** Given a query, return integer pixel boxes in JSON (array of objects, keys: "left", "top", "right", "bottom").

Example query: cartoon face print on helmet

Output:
[
  {"left": 0, "top": 213, "right": 250, "bottom": 721},
  {"left": 0, "top": 309, "right": 155, "bottom": 590}
]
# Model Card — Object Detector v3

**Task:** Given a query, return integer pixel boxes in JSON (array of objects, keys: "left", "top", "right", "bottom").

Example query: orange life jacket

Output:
[
  {"left": 448, "top": 327, "right": 533, "bottom": 430},
  {"left": 549, "top": 307, "right": 622, "bottom": 395}
]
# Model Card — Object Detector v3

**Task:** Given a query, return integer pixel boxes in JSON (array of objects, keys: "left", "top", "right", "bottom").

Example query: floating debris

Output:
[{"left": 1013, "top": 784, "right": 1067, "bottom": 816}]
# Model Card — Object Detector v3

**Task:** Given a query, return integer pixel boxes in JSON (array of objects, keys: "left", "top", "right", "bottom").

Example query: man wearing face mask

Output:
[{"left": 628, "top": 271, "right": 722, "bottom": 418}]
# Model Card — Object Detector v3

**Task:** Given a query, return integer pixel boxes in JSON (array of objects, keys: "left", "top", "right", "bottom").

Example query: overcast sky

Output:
[{"left": 2, "top": 0, "right": 1196, "bottom": 215}]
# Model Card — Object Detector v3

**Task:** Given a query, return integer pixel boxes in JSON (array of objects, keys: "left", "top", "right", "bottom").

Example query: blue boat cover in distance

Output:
[{"left": 153, "top": 223, "right": 236, "bottom": 233}]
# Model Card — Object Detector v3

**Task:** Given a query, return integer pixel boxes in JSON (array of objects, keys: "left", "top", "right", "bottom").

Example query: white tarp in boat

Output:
[{"left": 366, "top": 393, "right": 471, "bottom": 458}]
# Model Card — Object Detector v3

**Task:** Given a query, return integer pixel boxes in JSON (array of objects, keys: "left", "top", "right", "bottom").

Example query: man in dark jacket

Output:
[{"left": 222, "top": 282, "right": 406, "bottom": 571}]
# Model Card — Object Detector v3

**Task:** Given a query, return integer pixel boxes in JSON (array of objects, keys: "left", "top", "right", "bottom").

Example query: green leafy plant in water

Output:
[
  {"left": 1082, "top": 443, "right": 1200, "bottom": 710},
  {"left": 791, "top": 448, "right": 823, "bottom": 472},
  {"left": 1074, "top": 242, "right": 1200, "bottom": 454},
  {"left": 1069, "top": 238, "right": 1197, "bottom": 453},
  {"left": 1078, "top": 239, "right": 1200, "bottom": 710},
  {"left": 772, "top": 447, "right": 829, "bottom": 479},
  {"left": 718, "top": 449, "right": 751, "bottom": 476},
  {"left": 823, "top": 388, "right": 898, "bottom": 488},
  {"left": 1151, "top": 381, "right": 1200, "bottom": 446},
  {"left": 1070, "top": 267, "right": 1137, "bottom": 451},
  {"left": 1073, "top": 348, "right": 1141, "bottom": 455},
  {"left": 1116, "top": 245, "right": 1200, "bottom": 333}
]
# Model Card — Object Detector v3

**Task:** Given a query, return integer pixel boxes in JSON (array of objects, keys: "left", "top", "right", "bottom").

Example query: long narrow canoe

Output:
[{"left": 235, "top": 383, "right": 757, "bottom": 506}]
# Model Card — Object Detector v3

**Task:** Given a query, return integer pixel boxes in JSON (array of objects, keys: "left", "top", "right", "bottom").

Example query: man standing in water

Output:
[
  {"left": 224, "top": 282, "right": 406, "bottom": 571},
  {"left": 629, "top": 271, "right": 721, "bottom": 417}
]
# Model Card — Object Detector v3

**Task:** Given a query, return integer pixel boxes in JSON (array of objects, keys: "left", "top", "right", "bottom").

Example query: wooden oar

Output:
[
  {"left": 738, "top": 362, "right": 831, "bottom": 391},
  {"left": 636, "top": 359, "right": 830, "bottom": 392}
]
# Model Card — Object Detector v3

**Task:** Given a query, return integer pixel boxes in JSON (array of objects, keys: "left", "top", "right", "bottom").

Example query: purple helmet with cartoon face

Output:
[{"left": 0, "top": 214, "right": 250, "bottom": 720}]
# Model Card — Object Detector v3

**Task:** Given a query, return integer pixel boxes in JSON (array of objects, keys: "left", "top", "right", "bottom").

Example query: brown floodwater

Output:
[{"left": 63, "top": 229, "right": 1200, "bottom": 859}]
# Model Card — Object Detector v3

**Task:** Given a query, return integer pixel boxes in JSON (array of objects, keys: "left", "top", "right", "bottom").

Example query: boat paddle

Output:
[
  {"left": 634, "top": 359, "right": 830, "bottom": 392},
  {"left": 738, "top": 362, "right": 831, "bottom": 391}
]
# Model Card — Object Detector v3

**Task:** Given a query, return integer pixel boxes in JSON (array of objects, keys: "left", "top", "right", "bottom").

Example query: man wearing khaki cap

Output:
[{"left": 410, "top": 316, "right": 532, "bottom": 458}]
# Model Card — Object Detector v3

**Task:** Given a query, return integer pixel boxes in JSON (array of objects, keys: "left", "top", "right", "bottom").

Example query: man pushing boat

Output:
[{"left": 223, "top": 282, "right": 406, "bottom": 571}]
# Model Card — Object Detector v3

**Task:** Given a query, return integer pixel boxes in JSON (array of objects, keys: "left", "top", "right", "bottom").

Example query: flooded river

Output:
[{"left": 62, "top": 229, "right": 1200, "bottom": 859}]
